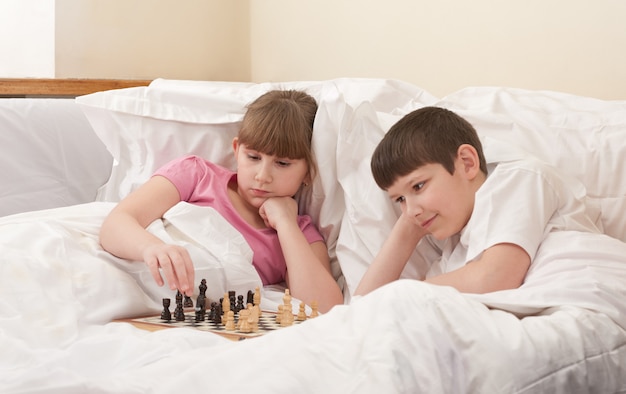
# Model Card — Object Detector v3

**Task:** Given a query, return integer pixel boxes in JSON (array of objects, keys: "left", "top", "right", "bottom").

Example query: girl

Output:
[{"left": 100, "top": 90, "right": 343, "bottom": 313}]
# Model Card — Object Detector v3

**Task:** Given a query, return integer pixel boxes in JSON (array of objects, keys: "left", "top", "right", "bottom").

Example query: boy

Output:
[{"left": 354, "top": 106, "right": 603, "bottom": 296}]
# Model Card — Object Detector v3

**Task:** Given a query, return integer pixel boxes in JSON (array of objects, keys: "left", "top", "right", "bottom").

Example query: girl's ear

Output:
[
  {"left": 456, "top": 144, "right": 481, "bottom": 180},
  {"left": 232, "top": 137, "right": 240, "bottom": 153}
]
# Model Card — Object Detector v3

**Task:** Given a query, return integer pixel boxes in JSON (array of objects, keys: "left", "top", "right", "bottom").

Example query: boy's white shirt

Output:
[{"left": 421, "top": 157, "right": 603, "bottom": 279}]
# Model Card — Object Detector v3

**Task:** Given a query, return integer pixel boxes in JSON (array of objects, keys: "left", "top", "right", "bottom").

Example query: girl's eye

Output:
[
  {"left": 247, "top": 154, "right": 261, "bottom": 161},
  {"left": 276, "top": 160, "right": 291, "bottom": 167}
]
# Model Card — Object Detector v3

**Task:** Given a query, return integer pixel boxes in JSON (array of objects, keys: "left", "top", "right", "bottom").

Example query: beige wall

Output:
[
  {"left": 5, "top": 1, "right": 625, "bottom": 100},
  {"left": 249, "top": 0, "right": 626, "bottom": 100},
  {"left": 55, "top": 0, "right": 250, "bottom": 81}
]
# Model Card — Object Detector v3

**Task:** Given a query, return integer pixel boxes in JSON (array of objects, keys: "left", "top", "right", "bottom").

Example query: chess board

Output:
[{"left": 126, "top": 309, "right": 304, "bottom": 340}]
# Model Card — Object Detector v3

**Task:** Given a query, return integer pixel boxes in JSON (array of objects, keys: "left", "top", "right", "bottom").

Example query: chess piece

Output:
[
  {"left": 229, "top": 294, "right": 236, "bottom": 312},
  {"left": 196, "top": 279, "right": 207, "bottom": 312},
  {"left": 297, "top": 301, "right": 307, "bottom": 321},
  {"left": 195, "top": 307, "right": 204, "bottom": 322},
  {"left": 238, "top": 309, "right": 252, "bottom": 333},
  {"left": 222, "top": 292, "right": 230, "bottom": 316},
  {"left": 199, "top": 279, "right": 207, "bottom": 296},
  {"left": 212, "top": 303, "right": 222, "bottom": 325},
  {"left": 276, "top": 304, "right": 283, "bottom": 324},
  {"left": 310, "top": 300, "right": 319, "bottom": 318},
  {"left": 249, "top": 304, "right": 260, "bottom": 332},
  {"left": 174, "top": 299, "right": 186, "bottom": 322},
  {"left": 175, "top": 290, "right": 183, "bottom": 305},
  {"left": 173, "top": 290, "right": 186, "bottom": 321},
  {"left": 184, "top": 295, "right": 193, "bottom": 308},
  {"left": 236, "top": 295, "right": 245, "bottom": 312},
  {"left": 280, "top": 290, "right": 294, "bottom": 327},
  {"left": 224, "top": 310, "right": 235, "bottom": 331},
  {"left": 253, "top": 286, "right": 261, "bottom": 307},
  {"left": 161, "top": 298, "right": 172, "bottom": 321}
]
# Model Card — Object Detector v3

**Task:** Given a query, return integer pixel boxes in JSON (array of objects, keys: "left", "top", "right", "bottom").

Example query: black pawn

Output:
[
  {"left": 195, "top": 307, "right": 204, "bottom": 322},
  {"left": 213, "top": 303, "right": 222, "bottom": 324},
  {"left": 184, "top": 295, "right": 193, "bottom": 308},
  {"left": 207, "top": 301, "right": 217, "bottom": 321}
]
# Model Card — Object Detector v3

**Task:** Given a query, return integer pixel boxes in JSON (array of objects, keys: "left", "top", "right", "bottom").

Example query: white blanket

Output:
[
  {"left": 2, "top": 79, "right": 626, "bottom": 392},
  {"left": 1, "top": 203, "right": 625, "bottom": 393}
]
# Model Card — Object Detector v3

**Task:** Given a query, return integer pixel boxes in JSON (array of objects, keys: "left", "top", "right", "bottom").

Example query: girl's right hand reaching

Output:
[
  {"left": 142, "top": 243, "right": 195, "bottom": 296},
  {"left": 100, "top": 175, "right": 195, "bottom": 296}
]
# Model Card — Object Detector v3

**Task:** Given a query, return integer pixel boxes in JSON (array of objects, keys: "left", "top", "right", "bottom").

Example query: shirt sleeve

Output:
[
  {"left": 152, "top": 155, "right": 224, "bottom": 204},
  {"left": 462, "top": 159, "right": 560, "bottom": 263},
  {"left": 298, "top": 215, "right": 325, "bottom": 244}
]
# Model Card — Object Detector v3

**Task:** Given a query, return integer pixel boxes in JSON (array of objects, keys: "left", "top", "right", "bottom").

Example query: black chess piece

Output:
[
  {"left": 196, "top": 279, "right": 207, "bottom": 313},
  {"left": 213, "top": 303, "right": 222, "bottom": 324},
  {"left": 247, "top": 290, "right": 254, "bottom": 305},
  {"left": 195, "top": 307, "right": 204, "bottom": 322},
  {"left": 229, "top": 294, "right": 236, "bottom": 312},
  {"left": 174, "top": 291, "right": 186, "bottom": 321},
  {"left": 207, "top": 301, "right": 217, "bottom": 321},
  {"left": 199, "top": 279, "right": 207, "bottom": 296},
  {"left": 184, "top": 295, "right": 193, "bottom": 308},
  {"left": 236, "top": 294, "right": 245, "bottom": 312},
  {"left": 161, "top": 298, "right": 172, "bottom": 321}
]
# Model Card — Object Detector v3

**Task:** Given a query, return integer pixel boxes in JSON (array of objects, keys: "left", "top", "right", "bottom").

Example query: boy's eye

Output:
[
  {"left": 413, "top": 181, "right": 425, "bottom": 191},
  {"left": 394, "top": 196, "right": 406, "bottom": 204}
]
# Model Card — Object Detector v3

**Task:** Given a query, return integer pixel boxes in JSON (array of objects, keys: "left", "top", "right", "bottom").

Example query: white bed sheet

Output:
[
  {"left": 1, "top": 79, "right": 626, "bottom": 393},
  {"left": 1, "top": 202, "right": 625, "bottom": 393}
]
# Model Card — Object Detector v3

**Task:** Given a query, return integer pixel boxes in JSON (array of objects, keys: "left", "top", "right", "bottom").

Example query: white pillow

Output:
[
  {"left": 76, "top": 78, "right": 438, "bottom": 297},
  {"left": 436, "top": 87, "right": 626, "bottom": 242},
  {"left": 335, "top": 88, "right": 626, "bottom": 299},
  {"left": 0, "top": 98, "right": 112, "bottom": 216}
]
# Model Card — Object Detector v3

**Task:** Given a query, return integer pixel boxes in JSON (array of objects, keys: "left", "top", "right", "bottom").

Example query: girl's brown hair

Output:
[{"left": 238, "top": 90, "right": 318, "bottom": 179}]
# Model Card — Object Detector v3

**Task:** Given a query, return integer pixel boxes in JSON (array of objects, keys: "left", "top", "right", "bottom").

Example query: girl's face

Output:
[
  {"left": 233, "top": 139, "right": 310, "bottom": 208},
  {"left": 386, "top": 156, "right": 478, "bottom": 240}
]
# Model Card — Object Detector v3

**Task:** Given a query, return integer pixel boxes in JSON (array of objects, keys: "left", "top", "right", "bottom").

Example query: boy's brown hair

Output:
[
  {"left": 238, "top": 90, "right": 318, "bottom": 179},
  {"left": 371, "top": 106, "right": 488, "bottom": 190}
]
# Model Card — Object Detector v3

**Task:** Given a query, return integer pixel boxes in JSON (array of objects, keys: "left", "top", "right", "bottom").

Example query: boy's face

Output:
[{"left": 386, "top": 158, "right": 477, "bottom": 240}]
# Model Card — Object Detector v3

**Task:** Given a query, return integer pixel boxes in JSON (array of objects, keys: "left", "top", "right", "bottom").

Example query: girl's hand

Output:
[
  {"left": 259, "top": 197, "right": 298, "bottom": 230},
  {"left": 142, "top": 243, "right": 195, "bottom": 296}
]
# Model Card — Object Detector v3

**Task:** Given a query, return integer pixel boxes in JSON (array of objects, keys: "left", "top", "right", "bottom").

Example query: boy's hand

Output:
[{"left": 142, "top": 243, "right": 195, "bottom": 296}]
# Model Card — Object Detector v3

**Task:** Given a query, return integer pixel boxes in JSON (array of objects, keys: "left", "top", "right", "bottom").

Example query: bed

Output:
[{"left": 1, "top": 78, "right": 625, "bottom": 393}]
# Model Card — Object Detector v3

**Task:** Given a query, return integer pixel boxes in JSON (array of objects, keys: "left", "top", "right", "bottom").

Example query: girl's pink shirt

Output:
[{"left": 153, "top": 155, "right": 323, "bottom": 285}]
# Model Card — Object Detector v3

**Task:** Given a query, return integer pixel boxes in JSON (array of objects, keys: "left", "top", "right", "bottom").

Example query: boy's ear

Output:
[{"left": 457, "top": 144, "right": 481, "bottom": 179}]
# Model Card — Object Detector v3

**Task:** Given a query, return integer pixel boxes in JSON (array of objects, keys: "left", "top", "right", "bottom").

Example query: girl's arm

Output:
[
  {"left": 353, "top": 213, "right": 427, "bottom": 296},
  {"left": 99, "top": 176, "right": 195, "bottom": 295},
  {"left": 425, "top": 242, "right": 530, "bottom": 293},
  {"left": 260, "top": 197, "right": 343, "bottom": 313}
]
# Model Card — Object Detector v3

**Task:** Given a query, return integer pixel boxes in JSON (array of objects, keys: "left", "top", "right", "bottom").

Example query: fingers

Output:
[
  {"left": 145, "top": 255, "right": 165, "bottom": 287},
  {"left": 143, "top": 244, "right": 195, "bottom": 296},
  {"left": 260, "top": 197, "right": 298, "bottom": 229}
]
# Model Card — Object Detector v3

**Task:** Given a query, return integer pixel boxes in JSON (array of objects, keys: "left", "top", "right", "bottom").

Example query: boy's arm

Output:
[
  {"left": 426, "top": 242, "right": 530, "bottom": 293},
  {"left": 353, "top": 213, "right": 427, "bottom": 296}
]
